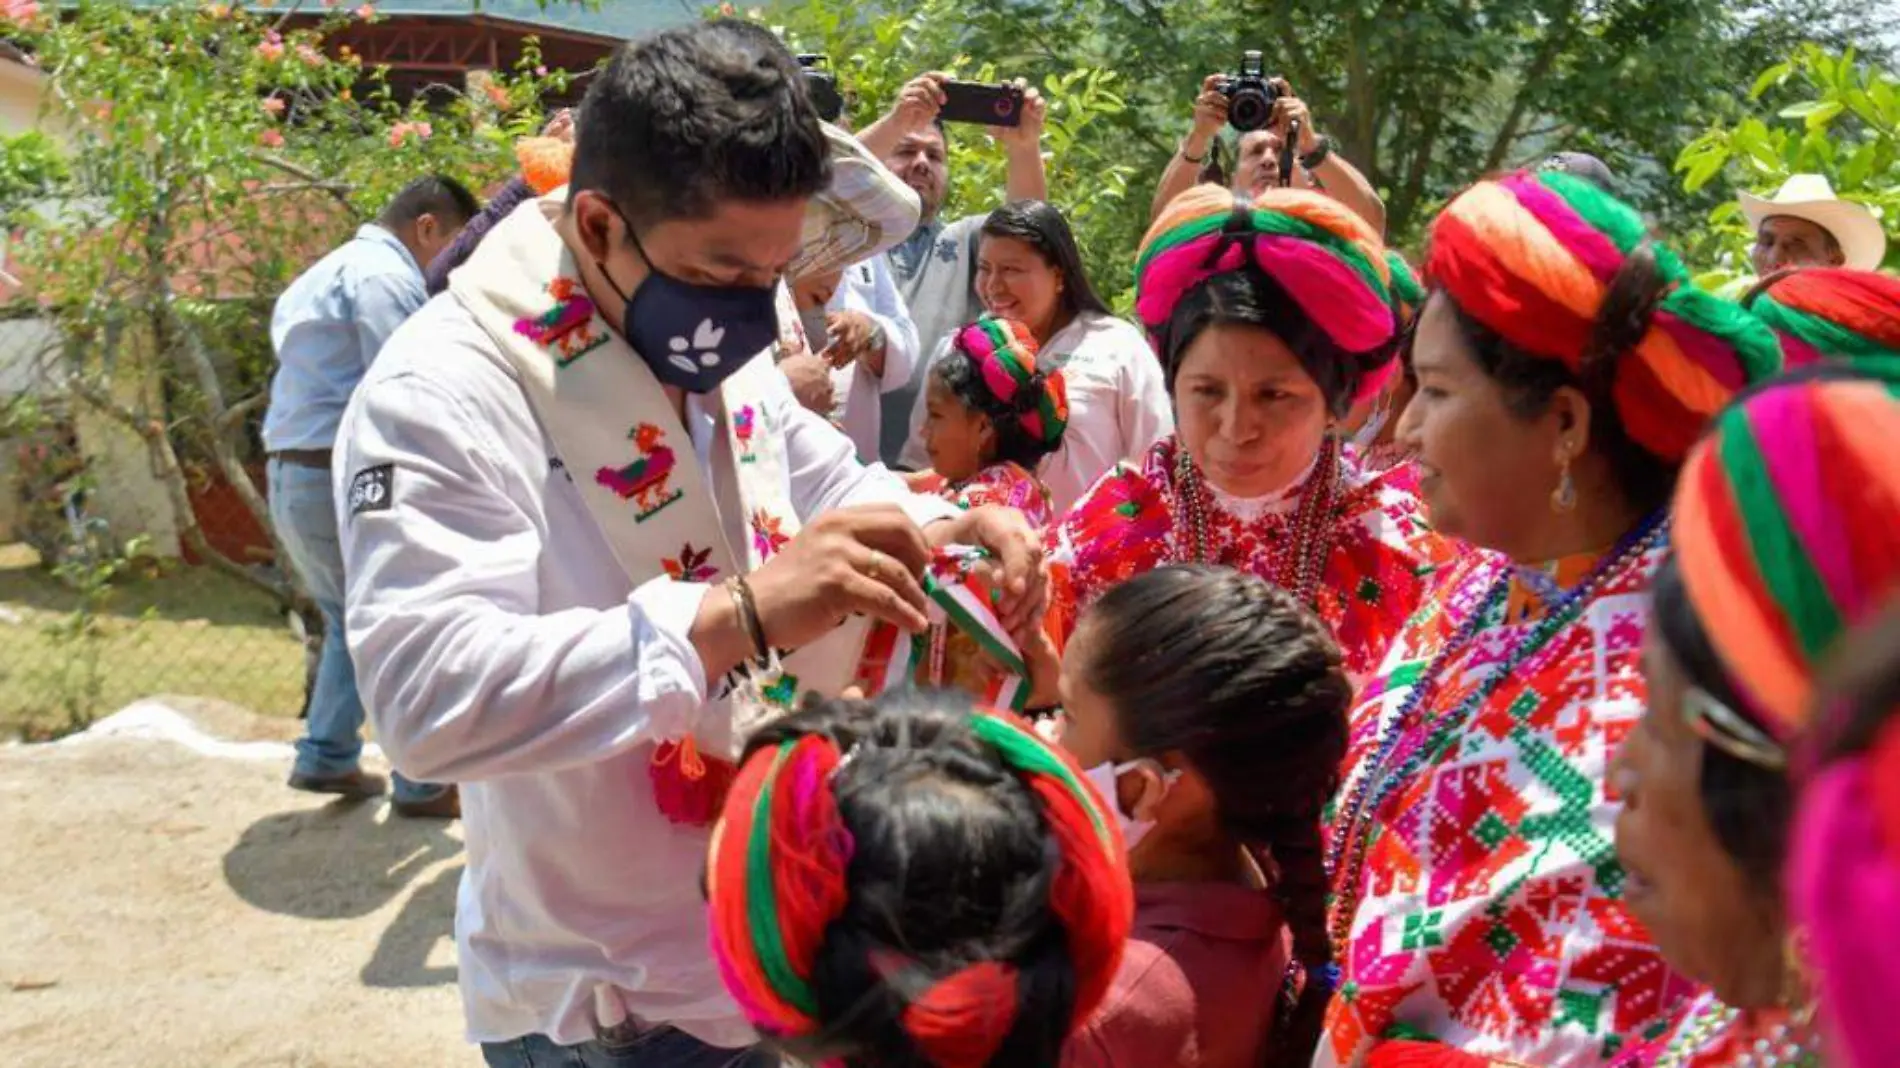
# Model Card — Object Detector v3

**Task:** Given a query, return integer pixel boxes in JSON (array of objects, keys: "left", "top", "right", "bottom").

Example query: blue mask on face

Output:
[{"left": 596, "top": 201, "right": 781, "bottom": 393}]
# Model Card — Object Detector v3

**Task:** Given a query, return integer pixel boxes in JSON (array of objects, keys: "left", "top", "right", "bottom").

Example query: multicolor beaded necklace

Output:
[
  {"left": 1654, "top": 999, "right": 1822, "bottom": 1067},
  {"left": 1324, "top": 510, "right": 1670, "bottom": 952},
  {"left": 1172, "top": 434, "right": 1344, "bottom": 607}
]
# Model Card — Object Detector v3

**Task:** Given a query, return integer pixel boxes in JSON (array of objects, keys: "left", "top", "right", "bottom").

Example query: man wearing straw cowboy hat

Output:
[{"left": 1741, "top": 172, "right": 1888, "bottom": 275}]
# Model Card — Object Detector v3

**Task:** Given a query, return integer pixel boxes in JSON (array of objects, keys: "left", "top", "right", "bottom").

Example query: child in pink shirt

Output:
[{"left": 1055, "top": 564, "right": 1352, "bottom": 1068}]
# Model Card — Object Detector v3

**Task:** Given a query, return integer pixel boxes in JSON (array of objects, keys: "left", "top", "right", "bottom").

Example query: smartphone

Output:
[{"left": 939, "top": 80, "right": 1025, "bottom": 127}]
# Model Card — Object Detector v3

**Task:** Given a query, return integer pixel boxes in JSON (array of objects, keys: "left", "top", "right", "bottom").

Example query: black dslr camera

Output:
[
  {"left": 1216, "top": 50, "right": 1282, "bottom": 133},
  {"left": 797, "top": 54, "right": 845, "bottom": 123}
]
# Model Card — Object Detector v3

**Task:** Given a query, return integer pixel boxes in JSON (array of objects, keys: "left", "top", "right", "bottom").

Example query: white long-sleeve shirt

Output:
[
  {"left": 827, "top": 256, "right": 921, "bottom": 463},
  {"left": 902, "top": 310, "right": 1174, "bottom": 516},
  {"left": 332, "top": 293, "right": 955, "bottom": 1050}
]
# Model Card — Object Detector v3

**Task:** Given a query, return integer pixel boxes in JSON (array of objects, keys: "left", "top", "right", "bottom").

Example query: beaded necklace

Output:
[
  {"left": 1173, "top": 434, "right": 1343, "bottom": 607},
  {"left": 1324, "top": 511, "right": 1670, "bottom": 952},
  {"left": 1655, "top": 999, "right": 1822, "bottom": 1067}
]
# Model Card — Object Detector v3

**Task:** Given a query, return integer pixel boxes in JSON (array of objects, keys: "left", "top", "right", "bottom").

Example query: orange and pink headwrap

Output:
[
  {"left": 705, "top": 711, "right": 1133, "bottom": 1068},
  {"left": 1672, "top": 374, "right": 1900, "bottom": 739},
  {"left": 1428, "top": 170, "right": 1783, "bottom": 462},
  {"left": 1134, "top": 185, "right": 1399, "bottom": 405},
  {"left": 951, "top": 316, "right": 1070, "bottom": 450}
]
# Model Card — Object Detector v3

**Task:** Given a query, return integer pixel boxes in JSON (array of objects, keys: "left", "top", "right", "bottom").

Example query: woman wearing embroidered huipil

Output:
[
  {"left": 1321, "top": 170, "right": 1783, "bottom": 1067},
  {"left": 1047, "top": 186, "right": 1452, "bottom": 679},
  {"left": 1595, "top": 372, "right": 1900, "bottom": 1068}
]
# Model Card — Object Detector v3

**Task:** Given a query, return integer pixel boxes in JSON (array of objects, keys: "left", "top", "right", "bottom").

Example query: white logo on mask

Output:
[{"left": 667, "top": 319, "right": 728, "bottom": 374}]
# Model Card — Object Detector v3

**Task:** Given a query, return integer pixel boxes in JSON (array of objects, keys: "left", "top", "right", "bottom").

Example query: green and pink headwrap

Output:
[
  {"left": 1427, "top": 169, "right": 1783, "bottom": 462},
  {"left": 1134, "top": 185, "right": 1399, "bottom": 405},
  {"left": 1746, "top": 267, "right": 1900, "bottom": 379},
  {"left": 952, "top": 316, "right": 1070, "bottom": 449}
]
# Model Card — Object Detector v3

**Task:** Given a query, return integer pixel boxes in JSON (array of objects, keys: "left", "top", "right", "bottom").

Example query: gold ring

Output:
[{"left": 864, "top": 551, "right": 887, "bottom": 580}]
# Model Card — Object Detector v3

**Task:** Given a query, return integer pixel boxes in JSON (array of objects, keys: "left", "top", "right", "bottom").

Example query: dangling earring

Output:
[
  {"left": 1550, "top": 449, "right": 1578, "bottom": 514},
  {"left": 1782, "top": 926, "right": 1816, "bottom": 1023}
]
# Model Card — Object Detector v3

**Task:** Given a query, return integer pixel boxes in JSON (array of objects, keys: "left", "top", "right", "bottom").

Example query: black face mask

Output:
[{"left": 595, "top": 200, "right": 781, "bottom": 393}]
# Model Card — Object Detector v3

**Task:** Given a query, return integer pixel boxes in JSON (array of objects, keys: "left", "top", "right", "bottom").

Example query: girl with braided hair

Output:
[
  {"left": 1053, "top": 564, "right": 1353, "bottom": 1068},
  {"left": 1322, "top": 170, "right": 1784, "bottom": 1067},
  {"left": 704, "top": 690, "right": 1135, "bottom": 1068},
  {"left": 1047, "top": 186, "right": 1455, "bottom": 680},
  {"left": 919, "top": 316, "right": 1069, "bottom": 527}
]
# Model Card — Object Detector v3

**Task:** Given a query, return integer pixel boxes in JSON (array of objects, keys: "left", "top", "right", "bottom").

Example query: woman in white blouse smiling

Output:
[{"left": 904, "top": 200, "right": 1172, "bottom": 515}]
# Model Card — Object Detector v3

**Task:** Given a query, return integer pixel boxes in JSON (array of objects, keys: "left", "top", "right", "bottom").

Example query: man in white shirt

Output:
[{"left": 333, "top": 22, "right": 1042, "bottom": 1068}]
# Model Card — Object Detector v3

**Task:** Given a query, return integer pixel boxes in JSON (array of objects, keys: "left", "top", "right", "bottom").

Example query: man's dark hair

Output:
[
  {"left": 568, "top": 19, "right": 831, "bottom": 228},
  {"left": 381, "top": 175, "right": 480, "bottom": 228}
]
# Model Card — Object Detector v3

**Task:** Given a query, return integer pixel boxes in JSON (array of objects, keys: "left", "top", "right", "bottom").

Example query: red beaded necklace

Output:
[{"left": 1171, "top": 434, "right": 1344, "bottom": 608}]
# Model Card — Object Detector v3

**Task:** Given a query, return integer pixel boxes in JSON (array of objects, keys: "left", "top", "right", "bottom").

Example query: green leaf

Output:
[
  {"left": 1682, "top": 150, "right": 1727, "bottom": 193},
  {"left": 1750, "top": 62, "right": 1791, "bottom": 100},
  {"left": 1802, "top": 101, "right": 1845, "bottom": 130}
]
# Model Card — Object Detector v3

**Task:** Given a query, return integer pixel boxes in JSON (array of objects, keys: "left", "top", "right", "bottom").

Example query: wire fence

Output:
[{"left": 1, "top": 313, "right": 312, "bottom": 741}]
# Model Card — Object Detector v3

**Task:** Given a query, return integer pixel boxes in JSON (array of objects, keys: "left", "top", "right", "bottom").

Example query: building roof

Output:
[{"left": 107, "top": 0, "right": 697, "bottom": 44}]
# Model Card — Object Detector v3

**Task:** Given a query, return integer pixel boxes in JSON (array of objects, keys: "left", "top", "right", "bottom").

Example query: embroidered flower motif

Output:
[
  {"left": 734, "top": 405, "right": 758, "bottom": 463},
  {"left": 750, "top": 509, "right": 789, "bottom": 560},
  {"left": 662, "top": 543, "right": 718, "bottom": 584}
]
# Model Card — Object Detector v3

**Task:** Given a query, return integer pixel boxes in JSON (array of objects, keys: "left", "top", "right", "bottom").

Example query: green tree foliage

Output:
[
  {"left": 1676, "top": 45, "right": 1899, "bottom": 284},
  {"left": 761, "top": 0, "right": 1891, "bottom": 268},
  {"left": 2, "top": 0, "right": 568, "bottom": 597}
]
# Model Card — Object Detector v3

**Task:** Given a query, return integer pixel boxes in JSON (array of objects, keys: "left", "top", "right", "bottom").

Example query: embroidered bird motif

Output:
[{"left": 595, "top": 423, "right": 680, "bottom": 517}]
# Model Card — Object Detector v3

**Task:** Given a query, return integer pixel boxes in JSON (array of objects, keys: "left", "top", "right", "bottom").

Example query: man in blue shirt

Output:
[{"left": 263, "top": 176, "right": 477, "bottom": 816}]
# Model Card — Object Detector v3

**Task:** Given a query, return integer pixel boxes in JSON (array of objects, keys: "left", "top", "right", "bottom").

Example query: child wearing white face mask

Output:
[{"left": 1054, "top": 564, "right": 1352, "bottom": 1068}]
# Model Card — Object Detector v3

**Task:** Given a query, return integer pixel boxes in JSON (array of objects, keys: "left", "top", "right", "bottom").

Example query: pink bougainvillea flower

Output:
[
  {"left": 295, "top": 43, "right": 323, "bottom": 67},
  {"left": 484, "top": 82, "right": 511, "bottom": 107},
  {"left": 414, "top": 121, "right": 433, "bottom": 139},
  {"left": 535, "top": 65, "right": 549, "bottom": 77},
  {"left": 0, "top": 0, "right": 41, "bottom": 26},
  {"left": 204, "top": 2, "right": 231, "bottom": 17},
  {"left": 261, "top": 97, "right": 286, "bottom": 116},
  {"left": 387, "top": 125, "right": 409, "bottom": 148},
  {"left": 258, "top": 129, "right": 285, "bottom": 148},
  {"left": 256, "top": 31, "right": 285, "bottom": 62},
  {"left": 355, "top": 3, "right": 375, "bottom": 18}
]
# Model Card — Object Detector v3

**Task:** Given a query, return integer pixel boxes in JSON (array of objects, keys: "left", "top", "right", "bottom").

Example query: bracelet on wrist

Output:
[
  {"left": 726, "top": 577, "right": 770, "bottom": 662},
  {"left": 1178, "top": 139, "right": 1208, "bottom": 165},
  {"left": 1299, "top": 135, "right": 1332, "bottom": 170}
]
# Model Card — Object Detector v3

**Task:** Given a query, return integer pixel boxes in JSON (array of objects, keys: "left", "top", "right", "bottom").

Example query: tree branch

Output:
[
  {"left": 1482, "top": 13, "right": 1578, "bottom": 172},
  {"left": 245, "top": 151, "right": 357, "bottom": 210}
]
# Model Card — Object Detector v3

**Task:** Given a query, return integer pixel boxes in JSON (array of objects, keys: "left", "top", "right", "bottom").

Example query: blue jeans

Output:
[
  {"left": 480, "top": 1028, "right": 777, "bottom": 1068},
  {"left": 268, "top": 458, "right": 443, "bottom": 804}
]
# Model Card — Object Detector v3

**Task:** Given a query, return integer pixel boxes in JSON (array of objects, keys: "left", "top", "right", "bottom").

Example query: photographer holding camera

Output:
[{"left": 1150, "top": 65, "right": 1384, "bottom": 235}]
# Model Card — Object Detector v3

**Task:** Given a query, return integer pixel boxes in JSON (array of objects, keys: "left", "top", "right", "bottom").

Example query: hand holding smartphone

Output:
[{"left": 937, "top": 80, "right": 1026, "bottom": 127}]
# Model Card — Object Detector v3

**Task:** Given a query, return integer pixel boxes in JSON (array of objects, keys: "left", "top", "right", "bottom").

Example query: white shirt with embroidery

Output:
[{"left": 332, "top": 292, "right": 956, "bottom": 1050}]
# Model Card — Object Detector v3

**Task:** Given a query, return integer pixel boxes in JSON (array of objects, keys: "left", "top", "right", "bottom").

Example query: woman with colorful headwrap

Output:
[
  {"left": 1046, "top": 185, "right": 1453, "bottom": 679},
  {"left": 1743, "top": 266, "right": 1900, "bottom": 378},
  {"left": 901, "top": 200, "right": 1174, "bottom": 517},
  {"left": 1592, "top": 371, "right": 1900, "bottom": 1067},
  {"left": 1789, "top": 596, "right": 1900, "bottom": 1068},
  {"left": 1322, "top": 169, "right": 1784, "bottom": 1067},
  {"left": 705, "top": 690, "right": 1135, "bottom": 1068}
]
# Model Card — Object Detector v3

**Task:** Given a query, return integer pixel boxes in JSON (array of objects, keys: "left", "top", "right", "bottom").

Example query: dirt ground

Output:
[{"left": 0, "top": 700, "right": 471, "bottom": 1067}]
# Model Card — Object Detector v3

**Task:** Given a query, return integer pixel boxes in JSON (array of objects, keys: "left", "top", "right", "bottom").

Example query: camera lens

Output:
[{"left": 1229, "top": 86, "right": 1271, "bottom": 132}]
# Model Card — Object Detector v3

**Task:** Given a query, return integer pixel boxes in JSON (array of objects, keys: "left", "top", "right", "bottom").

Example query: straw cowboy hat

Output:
[{"left": 1739, "top": 174, "right": 1888, "bottom": 271}]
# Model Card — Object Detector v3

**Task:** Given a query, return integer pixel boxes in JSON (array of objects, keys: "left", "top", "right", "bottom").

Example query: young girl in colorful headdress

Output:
[
  {"left": 857, "top": 316, "right": 1067, "bottom": 710},
  {"left": 705, "top": 689, "right": 1135, "bottom": 1068},
  {"left": 917, "top": 315, "right": 1068, "bottom": 528}
]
